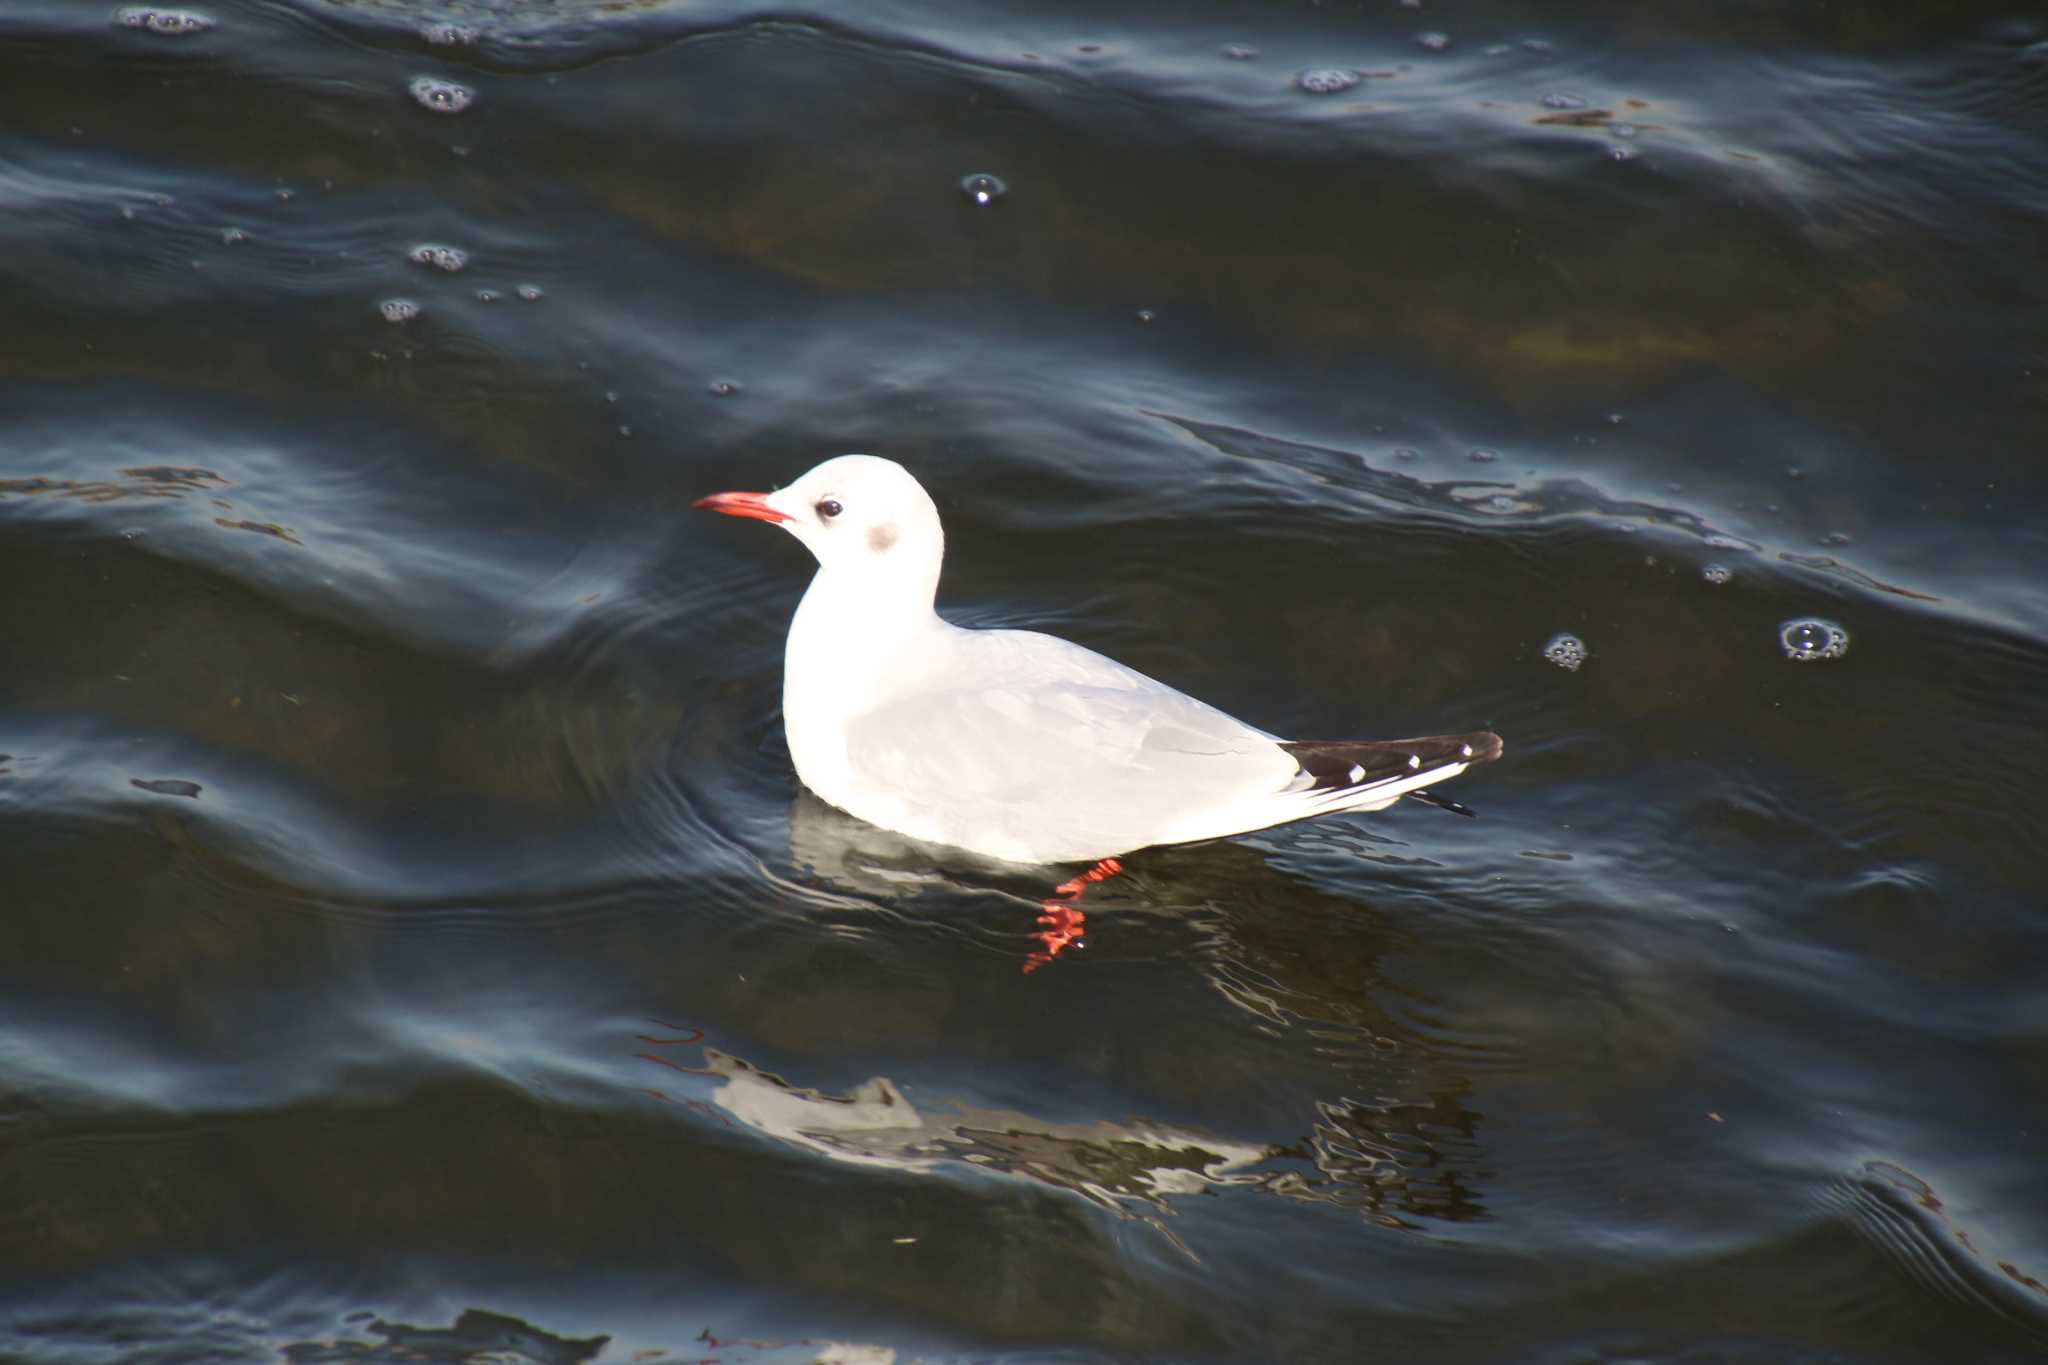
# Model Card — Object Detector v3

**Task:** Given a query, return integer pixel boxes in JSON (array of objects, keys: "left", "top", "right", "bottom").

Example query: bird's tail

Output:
[{"left": 1280, "top": 731, "right": 1504, "bottom": 816}]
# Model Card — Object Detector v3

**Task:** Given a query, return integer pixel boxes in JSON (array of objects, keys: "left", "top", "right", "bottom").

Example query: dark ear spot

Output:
[{"left": 867, "top": 522, "right": 898, "bottom": 553}]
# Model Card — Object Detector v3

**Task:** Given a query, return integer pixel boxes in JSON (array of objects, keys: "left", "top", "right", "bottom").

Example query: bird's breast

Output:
[{"left": 780, "top": 587, "right": 928, "bottom": 807}]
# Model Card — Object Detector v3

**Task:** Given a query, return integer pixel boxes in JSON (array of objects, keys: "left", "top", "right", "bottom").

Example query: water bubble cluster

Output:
[
  {"left": 516, "top": 284, "right": 544, "bottom": 302},
  {"left": 116, "top": 7, "right": 213, "bottom": 36},
  {"left": 379, "top": 298, "right": 420, "bottom": 323},
  {"left": 1779, "top": 618, "right": 1849, "bottom": 662},
  {"left": 219, "top": 227, "right": 248, "bottom": 245},
  {"left": 960, "top": 173, "right": 1007, "bottom": 205},
  {"left": 409, "top": 77, "right": 475, "bottom": 114},
  {"left": 1222, "top": 44, "right": 1259, "bottom": 61},
  {"left": 709, "top": 379, "right": 741, "bottom": 397},
  {"left": 409, "top": 244, "right": 469, "bottom": 272},
  {"left": 1702, "top": 563, "right": 1732, "bottom": 585},
  {"left": 1416, "top": 32, "right": 1452, "bottom": 52},
  {"left": 1542, "top": 633, "right": 1588, "bottom": 671},
  {"left": 421, "top": 22, "right": 479, "bottom": 47},
  {"left": 1296, "top": 68, "right": 1360, "bottom": 94},
  {"left": 1541, "top": 92, "right": 1589, "bottom": 110}
]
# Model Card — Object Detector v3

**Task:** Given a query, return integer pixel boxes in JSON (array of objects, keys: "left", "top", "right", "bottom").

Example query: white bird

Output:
[{"left": 695, "top": 455, "right": 1501, "bottom": 866}]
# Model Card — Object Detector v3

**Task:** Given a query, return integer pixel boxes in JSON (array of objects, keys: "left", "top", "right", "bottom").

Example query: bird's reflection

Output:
[
  {"left": 640, "top": 1032, "right": 1274, "bottom": 1215},
  {"left": 785, "top": 790, "right": 990, "bottom": 899},
  {"left": 765, "top": 792, "right": 1497, "bottom": 1229},
  {"left": 785, "top": 792, "right": 1124, "bottom": 972},
  {"left": 637, "top": 1027, "right": 1489, "bottom": 1231}
]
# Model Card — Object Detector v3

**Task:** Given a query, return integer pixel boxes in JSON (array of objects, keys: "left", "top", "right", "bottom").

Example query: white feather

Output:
[{"left": 703, "top": 455, "right": 1498, "bottom": 864}]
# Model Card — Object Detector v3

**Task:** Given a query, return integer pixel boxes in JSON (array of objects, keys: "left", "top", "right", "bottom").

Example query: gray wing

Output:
[{"left": 840, "top": 627, "right": 1298, "bottom": 843}]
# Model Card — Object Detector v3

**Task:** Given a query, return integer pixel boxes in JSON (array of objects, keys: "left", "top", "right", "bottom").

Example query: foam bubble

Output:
[
  {"left": 1779, "top": 618, "right": 1849, "bottom": 662},
  {"left": 709, "top": 380, "right": 741, "bottom": 397},
  {"left": 1542, "top": 633, "right": 1588, "bottom": 671},
  {"left": 421, "top": 22, "right": 479, "bottom": 47},
  {"left": 516, "top": 284, "right": 544, "bottom": 302},
  {"left": 1296, "top": 68, "right": 1360, "bottom": 94},
  {"left": 1702, "top": 563, "right": 1732, "bottom": 585},
  {"left": 379, "top": 298, "right": 420, "bottom": 323},
  {"left": 409, "top": 77, "right": 475, "bottom": 114},
  {"left": 116, "top": 8, "right": 213, "bottom": 36},
  {"left": 1222, "top": 44, "right": 1259, "bottom": 61},
  {"left": 1416, "top": 32, "right": 1452, "bottom": 51},
  {"left": 410, "top": 244, "right": 468, "bottom": 272},
  {"left": 960, "top": 173, "right": 1007, "bottom": 205}
]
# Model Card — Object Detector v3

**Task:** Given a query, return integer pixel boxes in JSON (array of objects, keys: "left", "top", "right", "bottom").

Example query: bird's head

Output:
[{"left": 694, "top": 454, "right": 946, "bottom": 607}]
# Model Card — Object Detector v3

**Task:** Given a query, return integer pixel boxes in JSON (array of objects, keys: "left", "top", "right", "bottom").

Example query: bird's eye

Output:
[{"left": 816, "top": 498, "right": 843, "bottom": 520}]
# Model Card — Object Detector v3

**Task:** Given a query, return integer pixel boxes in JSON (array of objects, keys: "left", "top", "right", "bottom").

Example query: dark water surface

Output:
[{"left": 4, "top": 1, "right": 2047, "bottom": 1361}]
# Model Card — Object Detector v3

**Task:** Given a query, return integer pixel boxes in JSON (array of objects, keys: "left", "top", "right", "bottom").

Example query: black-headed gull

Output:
[{"left": 695, "top": 455, "right": 1501, "bottom": 866}]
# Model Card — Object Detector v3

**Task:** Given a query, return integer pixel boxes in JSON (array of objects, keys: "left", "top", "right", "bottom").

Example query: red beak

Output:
[{"left": 692, "top": 490, "right": 791, "bottom": 524}]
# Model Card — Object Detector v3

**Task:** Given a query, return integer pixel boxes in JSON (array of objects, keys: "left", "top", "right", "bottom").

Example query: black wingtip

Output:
[
  {"left": 1281, "top": 730, "right": 1504, "bottom": 793},
  {"left": 1406, "top": 790, "right": 1477, "bottom": 818}
]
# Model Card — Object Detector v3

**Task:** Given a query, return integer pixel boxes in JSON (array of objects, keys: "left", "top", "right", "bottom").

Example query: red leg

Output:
[{"left": 1023, "top": 857, "right": 1124, "bottom": 973}]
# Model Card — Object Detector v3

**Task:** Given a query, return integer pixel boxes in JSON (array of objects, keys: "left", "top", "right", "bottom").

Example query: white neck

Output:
[
  {"left": 781, "top": 555, "right": 948, "bottom": 805},
  {"left": 788, "top": 559, "right": 941, "bottom": 669}
]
